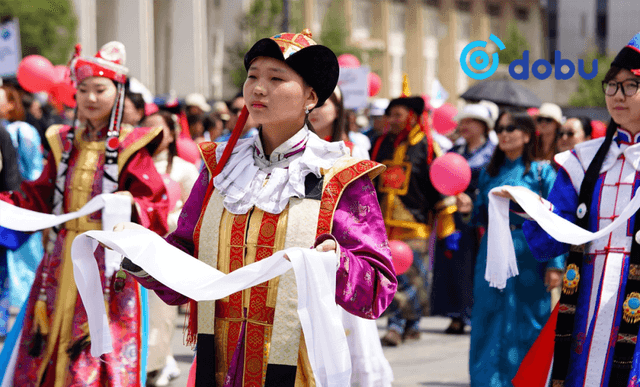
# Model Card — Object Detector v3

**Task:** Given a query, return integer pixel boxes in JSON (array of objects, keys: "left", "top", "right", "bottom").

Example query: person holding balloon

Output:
[
  {"left": 371, "top": 78, "right": 459, "bottom": 347},
  {"left": 468, "top": 112, "right": 564, "bottom": 387},
  {"left": 0, "top": 42, "right": 170, "bottom": 386},
  {"left": 430, "top": 102, "right": 497, "bottom": 335}
]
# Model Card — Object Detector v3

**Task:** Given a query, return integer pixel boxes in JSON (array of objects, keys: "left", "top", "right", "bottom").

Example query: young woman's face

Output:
[
  {"left": 243, "top": 57, "right": 315, "bottom": 129},
  {"left": 535, "top": 116, "right": 559, "bottom": 137},
  {"left": 143, "top": 114, "right": 173, "bottom": 154},
  {"left": 496, "top": 114, "right": 530, "bottom": 157},
  {"left": 76, "top": 77, "right": 118, "bottom": 125},
  {"left": 122, "top": 97, "right": 144, "bottom": 126},
  {"left": 458, "top": 118, "right": 486, "bottom": 143},
  {"left": 308, "top": 97, "right": 337, "bottom": 138},
  {"left": 605, "top": 69, "right": 640, "bottom": 131},
  {"left": 557, "top": 118, "right": 587, "bottom": 152}
]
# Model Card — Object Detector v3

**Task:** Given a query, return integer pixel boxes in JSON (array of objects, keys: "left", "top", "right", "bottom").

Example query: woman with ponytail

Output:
[
  {"left": 509, "top": 32, "right": 640, "bottom": 386},
  {"left": 0, "top": 42, "right": 169, "bottom": 386},
  {"left": 119, "top": 30, "right": 397, "bottom": 387}
]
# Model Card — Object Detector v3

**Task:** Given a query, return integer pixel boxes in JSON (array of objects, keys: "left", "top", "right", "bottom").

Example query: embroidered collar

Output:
[
  {"left": 615, "top": 127, "right": 640, "bottom": 145},
  {"left": 253, "top": 127, "right": 308, "bottom": 168},
  {"left": 213, "top": 125, "right": 349, "bottom": 214}
]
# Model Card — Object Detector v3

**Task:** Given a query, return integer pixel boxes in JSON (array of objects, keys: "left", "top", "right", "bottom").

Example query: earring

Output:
[{"left": 305, "top": 106, "right": 310, "bottom": 115}]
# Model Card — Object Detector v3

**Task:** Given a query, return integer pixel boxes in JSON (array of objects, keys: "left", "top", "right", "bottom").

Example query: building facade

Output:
[{"left": 71, "top": 0, "right": 546, "bottom": 103}]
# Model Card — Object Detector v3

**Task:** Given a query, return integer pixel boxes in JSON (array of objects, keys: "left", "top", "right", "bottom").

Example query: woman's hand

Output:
[
  {"left": 284, "top": 239, "right": 338, "bottom": 261},
  {"left": 114, "top": 191, "right": 134, "bottom": 205},
  {"left": 456, "top": 193, "right": 473, "bottom": 214},
  {"left": 545, "top": 269, "right": 564, "bottom": 292},
  {"left": 492, "top": 189, "right": 514, "bottom": 201},
  {"left": 315, "top": 239, "right": 337, "bottom": 253},
  {"left": 113, "top": 222, "right": 146, "bottom": 232}
]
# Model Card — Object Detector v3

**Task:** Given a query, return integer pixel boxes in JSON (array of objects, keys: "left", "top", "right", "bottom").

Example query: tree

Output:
[
  {"left": 568, "top": 49, "right": 613, "bottom": 107},
  {"left": 498, "top": 22, "right": 530, "bottom": 65},
  {"left": 227, "top": 0, "right": 283, "bottom": 89},
  {"left": 1, "top": 0, "right": 77, "bottom": 65}
]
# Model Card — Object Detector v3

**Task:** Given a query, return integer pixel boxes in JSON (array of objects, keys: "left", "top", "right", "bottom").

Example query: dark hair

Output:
[
  {"left": 328, "top": 88, "right": 347, "bottom": 142},
  {"left": 124, "top": 90, "right": 146, "bottom": 126},
  {"left": 125, "top": 90, "right": 145, "bottom": 110},
  {"left": 577, "top": 116, "right": 593, "bottom": 138},
  {"left": 603, "top": 65, "right": 623, "bottom": 84},
  {"left": 486, "top": 112, "right": 536, "bottom": 177},
  {"left": 203, "top": 114, "right": 222, "bottom": 131},
  {"left": 147, "top": 110, "right": 178, "bottom": 173}
]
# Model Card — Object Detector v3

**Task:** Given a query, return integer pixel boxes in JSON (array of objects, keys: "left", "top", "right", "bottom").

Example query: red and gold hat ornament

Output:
[{"left": 70, "top": 41, "right": 129, "bottom": 85}]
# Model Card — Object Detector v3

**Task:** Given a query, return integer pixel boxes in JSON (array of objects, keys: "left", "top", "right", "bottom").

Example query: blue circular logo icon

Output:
[{"left": 459, "top": 34, "right": 506, "bottom": 80}]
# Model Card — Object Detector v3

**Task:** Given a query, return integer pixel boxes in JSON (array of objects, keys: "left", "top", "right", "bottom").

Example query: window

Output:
[{"left": 515, "top": 7, "right": 529, "bottom": 22}]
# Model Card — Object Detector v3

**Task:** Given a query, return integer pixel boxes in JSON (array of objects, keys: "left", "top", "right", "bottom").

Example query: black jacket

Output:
[{"left": 0, "top": 124, "right": 22, "bottom": 192}]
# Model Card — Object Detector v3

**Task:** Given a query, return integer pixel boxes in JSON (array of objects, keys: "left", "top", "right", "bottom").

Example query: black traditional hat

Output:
[
  {"left": 244, "top": 29, "right": 339, "bottom": 108},
  {"left": 385, "top": 75, "right": 425, "bottom": 116},
  {"left": 385, "top": 96, "right": 425, "bottom": 117},
  {"left": 612, "top": 31, "right": 640, "bottom": 76}
]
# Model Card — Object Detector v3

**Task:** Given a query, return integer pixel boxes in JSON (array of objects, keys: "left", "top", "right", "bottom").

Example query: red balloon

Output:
[
  {"left": 16, "top": 55, "right": 56, "bottom": 93},
  {"left": 162, "top": 174, "right": 182, "bottom": 211},
  {"left": 429, "top": 153, "right": 472, "bottom": 196},
  {"left": 49, "top": 82, "right": 76, "bottom": 108},
  {"left": 337, "top": 54, "right": 361, "bottom": 68},
  {"left": 368, "top": 72, "right": 381, "bottom": 97},
  {"left": 176, "top": 136, "right": 201, "bottom": 165},
  {"left": 389, "top": 240, "right": 413, "bottom": 275},
  {"left": 591, "top": 120, "right": 606, "bottom": 139},
  {"left": 52, "top": 65, "right": 69, "bottom": 84},
  {"left": 432, "top": 103, "right": 458, "bottom": 135}
]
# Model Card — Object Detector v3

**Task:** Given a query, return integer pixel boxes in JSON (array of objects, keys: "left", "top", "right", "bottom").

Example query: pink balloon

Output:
[
  {"left": 337, "top": 54, "right": 361, "bottom": 68},
  {"left": 389, "top": 240, "right": 413, "bottom": 275},
  {"left": 162, "top": 174, "right": 182, "bottom": 210},
  {"left": 591, "top": 120, "right": 606, "bottom": 139},
  {"left": 17, "top": 55, "right": 56, "bottom": 93},
  {"left": 526, "top": 107, "right": 540, "bottom": 117},
  {"left": 368, "top": 72, "right": 381, "bottom": 97},
  {"left": 431, "top": 103, "right": 458, "bottom": 135},
  {"left": 429, "top": 153, "right": 472, "bottom": 196},
  {"left": 176, "top": 136, "right": 201, "bottom": 165}
]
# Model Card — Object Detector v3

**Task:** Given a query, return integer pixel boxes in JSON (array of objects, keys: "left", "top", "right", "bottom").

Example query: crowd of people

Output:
[{"left": 0, "top": 26, "right": 639, "bottom": 387}]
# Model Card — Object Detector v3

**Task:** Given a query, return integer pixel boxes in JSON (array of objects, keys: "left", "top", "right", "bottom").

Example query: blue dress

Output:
[
  {"left": 3, "top": 121, "right": 44, "bottom": 309},
  {"left": 431, "top": 140, "right": 495, "bottom": 323},
  {"left": 469, "top": 157, "right": 564, "bottom": 387}
]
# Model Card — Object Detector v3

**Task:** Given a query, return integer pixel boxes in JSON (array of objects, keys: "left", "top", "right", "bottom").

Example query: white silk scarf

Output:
[
  {"left": 487, "top": 185, "right": 640, "bottom": 289},
  {"left": 71, "top": 229, "right": 351, "bottom": 387}
]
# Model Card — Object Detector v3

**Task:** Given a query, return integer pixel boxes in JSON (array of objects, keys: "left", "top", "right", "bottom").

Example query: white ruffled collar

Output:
[{"left": 213, "top": 126, "right": 349, "bottom": 214}]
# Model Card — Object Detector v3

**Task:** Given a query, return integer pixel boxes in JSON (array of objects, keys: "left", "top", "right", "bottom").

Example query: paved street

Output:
[{"left": 1, "top": 312, "right": 471, "bottom": 387}]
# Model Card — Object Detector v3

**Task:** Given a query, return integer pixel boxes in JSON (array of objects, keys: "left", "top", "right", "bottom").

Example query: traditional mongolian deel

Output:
[
  {"left": 0, "top": 40, "right": 169, "bottom": 387},
  {"left": 134, "top": 127, "right": 397, "bottom": 387},
  {"left": 522, "top": 127, "right": 640, "bottom": 386}
]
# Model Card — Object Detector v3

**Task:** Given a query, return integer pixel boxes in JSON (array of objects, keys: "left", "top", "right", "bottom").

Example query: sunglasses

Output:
[
  {"left": 536, "top": 117, "right": 555, "bottom": 124},
  {"left": 495, "top": 125, "right": 519, "bottom": 134},
  {"left": 230, "top": 107, "right": 242, "bottom": 115},
  {"left": 557, "top": 130, "right": 575, "bottom": 138}
]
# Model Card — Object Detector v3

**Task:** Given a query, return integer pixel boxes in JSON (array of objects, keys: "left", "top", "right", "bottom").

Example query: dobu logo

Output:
[
  {"left": 460, "top": 35, "right": 599, "bottom": 81},
  {"left": 459, "top": 34, "right": 505, "bottom": 80}
]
